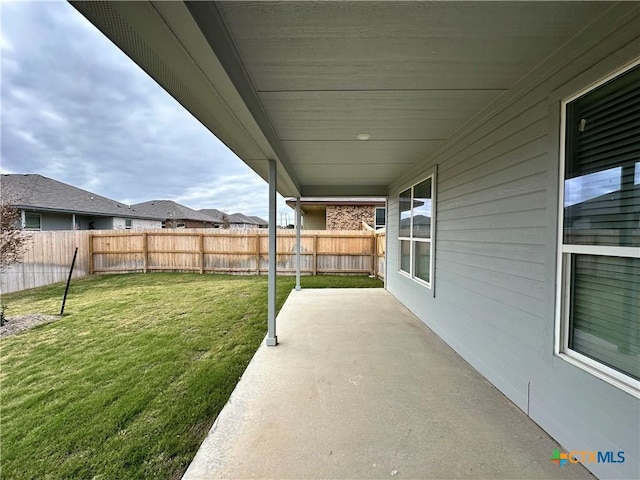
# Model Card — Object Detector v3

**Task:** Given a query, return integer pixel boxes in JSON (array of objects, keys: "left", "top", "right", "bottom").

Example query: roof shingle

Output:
[
  {"left": 1, "top": 174, "right": 163, "bottom": 219},
  {"left": 132, "top": 200, "right": 220, "bottom": 223}
]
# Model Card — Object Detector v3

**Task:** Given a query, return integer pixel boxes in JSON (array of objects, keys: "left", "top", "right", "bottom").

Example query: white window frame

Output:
[
  {"left": 398, "top": 169, "right": 436, "bottom": 290},
  {"left": 124, "top": 218, "right": 133, "bottom": 230},
  {"left": 555, "top": 59, "right": 640, "bottom": 398}
]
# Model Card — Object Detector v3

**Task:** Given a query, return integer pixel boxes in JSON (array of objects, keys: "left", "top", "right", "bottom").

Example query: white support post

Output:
[
  {"left": 266, "top": 159, "right": 278, "bottom": 346},
  {"left": 295, "top": 197, "right": 301, "bottom": 291}
]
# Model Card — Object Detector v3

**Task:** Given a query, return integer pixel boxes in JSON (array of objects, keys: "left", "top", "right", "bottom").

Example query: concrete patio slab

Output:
[{"left": 183, "top": 288, "right": 593, "bottom": 479}]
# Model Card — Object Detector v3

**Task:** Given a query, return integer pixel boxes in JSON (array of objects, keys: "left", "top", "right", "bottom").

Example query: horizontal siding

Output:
[
  {"left": 436, "top": 267, "right": 545, "bottom": 318},
  {"left": 437, "top": 248, "right": 546, "bottom": 282},
  {"left": 437, "top": 191, "right": 548, "bottom": 220},
  {"left": 436, "top": 240, "right": 545, "bottom": 264},
  {"left": 386, "top": 5, "right": 640, "bottom": 480},
  {"left": 438, "top": 208, "right": 547, "bottom": 230},
  {"left": 436, "top": 257, "right": 545, "bottom": 300}
]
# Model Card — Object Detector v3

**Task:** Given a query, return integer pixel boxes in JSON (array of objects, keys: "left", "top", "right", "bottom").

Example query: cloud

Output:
[{"left": 0, "top": 0, "right": 291, "bottom": 221}]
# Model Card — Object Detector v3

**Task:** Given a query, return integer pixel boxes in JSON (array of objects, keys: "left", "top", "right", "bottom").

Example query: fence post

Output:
[
  {"left": 88, "top": 234, "right": 94, "bottom": 275},
  {"left": 372, "top": 233, "right": 377, "bottom": 277},
  {"left": 199, "top": 233, "right": 204, "bottom": 274},
  {"left": 313, "top": 234, "right": 318, "bottom": 276},
  {"left": 256, "top": 232, "right": 260, "bottom": 275},
  {"left": 143, "top": 232, "right": 148, "bottom": 273}
]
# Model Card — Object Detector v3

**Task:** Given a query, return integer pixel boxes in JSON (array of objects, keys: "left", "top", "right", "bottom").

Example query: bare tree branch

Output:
[{"left": 0, "top": 198, "right": 31, "bottom": 271}]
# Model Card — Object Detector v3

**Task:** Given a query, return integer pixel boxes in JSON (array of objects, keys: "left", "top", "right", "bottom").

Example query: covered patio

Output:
[
  {"left": 183, "top": 288, "right": 592, "bottom": 479},
  {"left": 73, "top": 2, "right": 639, "bottom": 478}
]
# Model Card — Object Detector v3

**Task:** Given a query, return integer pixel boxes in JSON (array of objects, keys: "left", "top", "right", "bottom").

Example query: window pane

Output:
[
  {"left": 399, "top": 189, "right": 411, "bottom": 238},
  {"left": 414, "top": 241, "right": 430, "bottom": 283},
  {"left": 564, "top": 64, "right": 640, "bottom": 247},
  {"left": 25, "top": 213, "right": 40, "bottom": 230},
  {"left": 569, "top": 254, "right": 640, "bottom": 380},
  {"left": 375, "top": 207, "right": 386, "bottom": 229},
  {"left": 412, "top": 178, "right": 432, "bottom": 238},
  {"left": 400, "top": 240, "right": 411, "bottom": 273}
]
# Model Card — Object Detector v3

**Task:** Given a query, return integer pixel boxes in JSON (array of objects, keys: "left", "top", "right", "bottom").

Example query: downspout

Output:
[
  {"left": 266, "top": 159, "right": 278, "bottom": 346},
  {"left": 295, "top": 197, "right": 301, "bottom": 291}
]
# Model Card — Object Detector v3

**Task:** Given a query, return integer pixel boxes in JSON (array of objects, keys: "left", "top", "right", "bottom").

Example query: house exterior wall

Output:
[
  {"left": 385, "top": 7, "right": 639, "bottom": 480},
  {"left": 184, "top": 220, "right": 214, "bottom": 229},
  {"left": 228, "top": 223, "right": 255, "bottom": 229},
  {"left": 112, "top": 217, "right": 128, "bottom": 230},
  {"left": 26, "top": 213, "right": 148, "bottom": 231},
  {"left": 326, "top": 205, "right": 375, "bottom": 230},
  {"left": 133, "top": 218, "right": 162, "bottom": 229},
  {"left": 113, "top": 217, "right": 162, "bottom": 230},
  {"left": 303, "top": 210, "right": 326, "bottom": 230}
]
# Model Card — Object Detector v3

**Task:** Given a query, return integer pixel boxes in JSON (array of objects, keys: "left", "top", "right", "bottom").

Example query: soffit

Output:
[
  {"left": 214, "top": 1, "right": 611, "bottom": 195},
  {"left": 73, "top": 1, "right": 613, "bottom": 197}
]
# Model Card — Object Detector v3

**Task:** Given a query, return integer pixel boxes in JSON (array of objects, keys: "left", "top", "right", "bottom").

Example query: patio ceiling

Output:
[{"left": 71, "top": 1, "right": 612, "bottom": 197}]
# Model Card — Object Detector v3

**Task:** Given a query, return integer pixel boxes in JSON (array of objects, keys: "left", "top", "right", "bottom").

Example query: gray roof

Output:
[
  {"left": 199, "top": 209, "right": 263, "bottom": 225},
  {"left": 1, "top": 174, "right": 163, "bottom": 219},
  {"left": 198, "top": 208, "right": 226, "bottom": 222},
  {"left": 228, "top": 213, "right": 258, "bottom": 225},
  {"left": 249, "top": 215, "right": 268, "bottom": 226},
  {"left": 132, "top": 200, "right": 219, "bottom": 223}
]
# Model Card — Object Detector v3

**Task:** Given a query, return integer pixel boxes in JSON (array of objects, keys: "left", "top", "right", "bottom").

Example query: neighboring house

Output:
[
  {"left": 228, "top": 213, "right": 259, "bottom": 229},
  {"left": 285, "top": 197, "right": 385, "bottom": 230},
  {"left": 131, "top": 200, "right": 220, "bottom": 228},
  {"left": 197, "top": 208, "right": 226, "bottom": 227},
  {"left": 199, "top": 209, "right": 264, "bottom": 229},
  {"left": 248, "top": 216, "right": 268, "bottom": 228},
  {"left": 1, "top": 174, "right": 163, "bottom": 230},
  {"left": 76, "top": 4, "right": 640, "bottom": 479}
]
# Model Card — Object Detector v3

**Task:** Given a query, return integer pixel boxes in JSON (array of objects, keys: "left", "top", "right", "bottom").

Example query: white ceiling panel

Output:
[
  {"left": 295, "top": 164, "right": 418, "bottom": 182},
  {"left": 219, "top": 1, "right": 611, "bottom": 91},
  {"left": 260, "top": 90, "right": 505, "bottom": 141},
  {"left": 284, "top": 140, "right": 444, "bottom": 166}
]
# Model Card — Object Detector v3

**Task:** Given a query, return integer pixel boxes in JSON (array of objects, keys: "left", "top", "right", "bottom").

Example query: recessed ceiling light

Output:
[{"left": 356, "top": 133, "right": 371, "bottom": 141}]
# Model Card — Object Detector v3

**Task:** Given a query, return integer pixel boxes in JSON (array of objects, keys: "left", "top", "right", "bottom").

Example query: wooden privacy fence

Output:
[
  {"left": 0, "top": 229, "right": 386, "bottom": 293},
  {"left": 90, "top": 230, "right": 386, "bottom": 277},
  {"left": 0, "top": 230, "right": 92, "bottom": 294}
]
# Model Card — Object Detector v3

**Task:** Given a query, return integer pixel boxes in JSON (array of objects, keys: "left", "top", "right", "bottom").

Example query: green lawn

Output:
[{"left": 0, "top": 273, "right": 382, "bottom": 480}]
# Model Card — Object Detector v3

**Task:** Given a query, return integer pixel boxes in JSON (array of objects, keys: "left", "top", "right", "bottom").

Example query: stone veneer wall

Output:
[{"left": 326, "top": 205, "right": 375, "bottom": 230}]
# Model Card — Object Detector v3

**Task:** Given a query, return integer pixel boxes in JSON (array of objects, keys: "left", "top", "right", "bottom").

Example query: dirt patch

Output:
[{"left": 1, "top": 314, "right": 61, "bottom": 338}]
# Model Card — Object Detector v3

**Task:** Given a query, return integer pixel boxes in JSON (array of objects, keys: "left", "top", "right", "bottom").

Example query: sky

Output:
[{"left": 0, "top": 0, "right": 293, "bottom": 224}]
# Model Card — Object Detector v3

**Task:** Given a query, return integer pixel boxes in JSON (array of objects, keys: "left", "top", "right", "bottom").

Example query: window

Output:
[
  {"left": 398, "top": 172, "right": 435, "bottom": 288},
  {"left": 24, "top": 212, "right": 41, "bottom": 231},
  {"left": 557, "top": 62, "right": 639, "bottom": 396},
  {"left": 375, "top": 207, "right": 386, "bottom": 230},
  {"left": 124, "top": 218, "right": 133, "bottom": 229}
]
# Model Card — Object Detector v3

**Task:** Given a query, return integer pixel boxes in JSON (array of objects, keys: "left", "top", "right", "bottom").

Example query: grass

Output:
[{"left": 0, "top": 273, "right": 382, "bottom": 480}]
